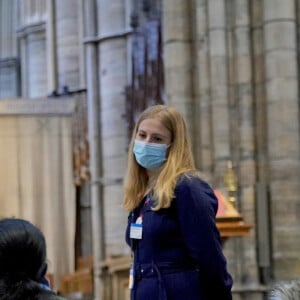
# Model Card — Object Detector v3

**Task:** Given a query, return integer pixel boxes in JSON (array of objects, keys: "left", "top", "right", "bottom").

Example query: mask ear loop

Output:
[{"left": 166, "top": 143, "right": 172, "bottom": 157}]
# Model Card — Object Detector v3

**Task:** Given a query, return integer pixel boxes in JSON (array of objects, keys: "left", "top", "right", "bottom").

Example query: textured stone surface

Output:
[{"left": 1, "top": 0, "right": 300, "bottom": 299}]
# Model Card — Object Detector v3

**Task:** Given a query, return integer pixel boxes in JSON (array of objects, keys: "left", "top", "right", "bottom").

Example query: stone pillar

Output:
[
  {"left": 192, "top": 0, "right": 213, "bottom": 177},
  {"left": 84, "top": 0, "right": 104, "bottom": 299},
  {"left": 228, "top": 1, "right": 261, "bottom": 298},
  {"left": 55, "top": 0, "right": 80, "bottom": 91},
  {"left": 207, "top": 0, "right": 230, "bottom": 186},
  {"left": 162, "top": 0, "right": 194, "bottom": 135},
  {"left": 193, "top": 1, "right": 263, "bottom": 298},
  {"left": 97, "top": 0, "right": 129, "bottom": 256},
  {"left": 263, "top": 0, "right": 300, "bottom": 279},
  {"left": 251, "top": 0, "right": 274, "bottom": 291}
]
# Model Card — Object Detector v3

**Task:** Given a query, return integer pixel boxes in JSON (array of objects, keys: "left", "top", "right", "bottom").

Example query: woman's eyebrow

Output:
[
  {"left": 152, "top": 133, "right": 168, "bottom": 139},
  {"left": 137, "top": 129, "right": 168, "bottom": 139}
]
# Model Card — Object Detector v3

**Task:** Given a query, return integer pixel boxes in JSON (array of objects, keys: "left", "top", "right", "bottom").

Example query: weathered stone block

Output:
[
  {"left": 266, "top": 78, "right": 298, "bottom": 102},
  {"left": 208, "top": 0, "right": 226, "bottom": 28},
  {"left": 265, "top": 51, "right": 297, "bottom": 79},
  {"left": 264, "top": 22, "right": 296, "bottom": 51},
  {"left": 264, "top": 0, "right": 295, "bottom": 21}
]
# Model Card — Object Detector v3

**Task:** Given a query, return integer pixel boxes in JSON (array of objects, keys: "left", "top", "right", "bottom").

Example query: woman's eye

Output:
[
  {"left": 153, "top": 137, "right": 162, "bottom": 142},
  {"left": 138, "top": 133, "right": 146, "bottom": 138}
]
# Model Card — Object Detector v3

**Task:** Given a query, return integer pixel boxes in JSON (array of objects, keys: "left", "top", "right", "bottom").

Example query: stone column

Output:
[
  {"left": 84, "top": 1, "right": 104, "bottom": 299},
  {"left": 55, "top": 0, "right": 80, "bottom": 91},
  {"left": 251, "top": 0, "right": 274, "bottom": 290},
  {"left": 97, "top": 0, "right": 130, "bottom": 256},
  {"left": 263, "top": 0, "right": 300, "bottom": 279},
  {"left": 194, "top": 1, "right": 263, "bottom": 297},
  {"left": 207, "top": 0, "right": 230, "bottom": 186},
  {"left": 192, "top": 0, "right": 213, "bottom": 177},
  {"left": 162, "top": 0, "right": 194, "bottom": 135},
  {"left": 228, "top": 1, "right": 261, "bottom": 297}
]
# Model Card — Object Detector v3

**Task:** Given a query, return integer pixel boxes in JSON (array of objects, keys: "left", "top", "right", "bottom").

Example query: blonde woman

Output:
[{"left": 123, "top": 105, "right": 233, "bottom": 300}]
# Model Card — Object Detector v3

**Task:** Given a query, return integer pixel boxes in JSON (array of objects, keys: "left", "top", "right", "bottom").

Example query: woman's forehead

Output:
[{"left": 138, "top": 118, "right": 169, "bottom": 133}]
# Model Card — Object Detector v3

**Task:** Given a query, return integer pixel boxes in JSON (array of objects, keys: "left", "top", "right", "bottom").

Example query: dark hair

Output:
[{"left": 0, "top": 218, "right": 55, "bottom": 300}]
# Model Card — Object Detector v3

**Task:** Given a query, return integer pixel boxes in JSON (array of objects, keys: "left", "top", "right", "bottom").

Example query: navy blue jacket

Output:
[{"left": 126, "top": 175, "right": 233, "bottom": 300}]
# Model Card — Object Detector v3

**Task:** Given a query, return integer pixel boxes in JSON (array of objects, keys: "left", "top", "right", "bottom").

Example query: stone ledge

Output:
[{"left": 0, "top": 98, "right": 76, "bottom": 115}]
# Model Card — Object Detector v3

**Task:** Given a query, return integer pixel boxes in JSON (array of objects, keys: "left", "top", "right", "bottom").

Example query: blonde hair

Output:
[{"left": 123, "top": 105, "right": 201, "bottom": 211}]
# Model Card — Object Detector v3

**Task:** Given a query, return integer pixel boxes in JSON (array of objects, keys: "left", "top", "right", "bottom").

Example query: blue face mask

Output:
[{"left": 133, "top": 140, "right": 168, "bottom": 170}]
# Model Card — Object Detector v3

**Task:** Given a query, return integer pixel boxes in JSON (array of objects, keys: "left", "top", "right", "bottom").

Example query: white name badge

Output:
[{"left": 130, "top": 223, "right": 143, "bottom": 239}]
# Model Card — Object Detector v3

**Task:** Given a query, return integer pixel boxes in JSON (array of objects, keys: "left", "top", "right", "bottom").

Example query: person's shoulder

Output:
[
  {"left": 175, "top": 172, "right": 210, "bottom": 190},
  {"left": 174, "top": 172, "right": 218, "bottom": 212}
]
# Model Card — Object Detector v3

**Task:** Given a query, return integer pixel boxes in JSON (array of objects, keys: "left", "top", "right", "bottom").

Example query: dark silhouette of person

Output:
[{"left": 0, "top": 218, "right": 65, "bottom": 300}]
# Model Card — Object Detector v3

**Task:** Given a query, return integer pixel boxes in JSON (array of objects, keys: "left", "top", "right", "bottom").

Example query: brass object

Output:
[{"left": 224, "top": 160, "right": 238, "bottom": 205}]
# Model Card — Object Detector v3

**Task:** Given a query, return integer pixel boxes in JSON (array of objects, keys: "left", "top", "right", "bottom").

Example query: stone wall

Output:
[
  {"left": 1, "top": 0, "right": 300, "bottom": 299},
  {"left": 163, "top": 0, "right": 300, "bottom": 299}
]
